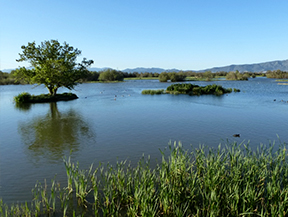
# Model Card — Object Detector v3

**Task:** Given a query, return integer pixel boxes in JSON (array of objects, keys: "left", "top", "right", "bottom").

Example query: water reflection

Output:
[
  {"left": 18, "top": 102, "right": 95, "bottom": 163},
  {"left": 15, "top": 102, "right": 32, "bottom": 111}
]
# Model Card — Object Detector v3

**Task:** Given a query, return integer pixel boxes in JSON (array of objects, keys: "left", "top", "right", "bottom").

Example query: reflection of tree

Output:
[
  {"left": 15, "top": 102, "right": 32, "bottom": 111},
  {"left": 19, "top": 102, "right": 95, "bottom": 162}
]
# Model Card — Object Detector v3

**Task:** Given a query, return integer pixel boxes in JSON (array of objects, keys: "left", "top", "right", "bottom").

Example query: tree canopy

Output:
[
  {"left": 98, "top": 69, "right": 124, "bottom": 81},
  {"left": 15, "top": 40, "right": 93, "bottom": 95}
]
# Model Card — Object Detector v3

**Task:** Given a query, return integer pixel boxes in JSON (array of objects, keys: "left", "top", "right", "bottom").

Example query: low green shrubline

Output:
[{"left": 1, "top": 142, "right": 288, "bottom": 216}]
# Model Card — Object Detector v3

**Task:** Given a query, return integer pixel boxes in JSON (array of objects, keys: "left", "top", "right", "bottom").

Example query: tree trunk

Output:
[{"left": 48, "top": 86, "right": 58, "bottom": 96}]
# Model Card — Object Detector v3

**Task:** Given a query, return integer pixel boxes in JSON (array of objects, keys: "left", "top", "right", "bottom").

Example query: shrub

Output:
[
  {"left": 226, "top": 71, "right": 248, "bottom": 80},
  {"left": 159, "top": 72, "right": 170, "bottom": 82},
  {"left": 98, "top": 69, "right": 124, "bottom": 81},
  {"left": 159, "top": 72, "right": 186, "bottom": 82},
  {"left": 266, "top": 69, "right": 288, "bottom": 79},
  {"left": 233, "top": 88, "right": 240, "bottom": 92},
  {"left": 14, "top": 92, "right": 31, "bottom": 103}
]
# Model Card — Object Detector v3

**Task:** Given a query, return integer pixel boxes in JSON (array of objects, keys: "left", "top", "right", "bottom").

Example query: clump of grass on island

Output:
[
  {"left": 141, "top": 89, "right": 165, "bottom": 95},
  {"left": 1, "top": 142, "right": 288, "bottom": 216},
  {"left": 142, "top": 83, "right": 239, "bottom": 96},
  {"left": 165, "top": 83, "right": 239, "bottom": 96},
  {"left": 14, "top": 92, "right": 78, "bottom": 104}
]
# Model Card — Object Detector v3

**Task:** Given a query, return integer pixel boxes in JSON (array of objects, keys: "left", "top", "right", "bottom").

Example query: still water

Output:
[{"left": 1, "top": 78, "right": 288, "bottom": 204}]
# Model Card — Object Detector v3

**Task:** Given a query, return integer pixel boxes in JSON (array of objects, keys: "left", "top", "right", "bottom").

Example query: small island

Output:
[
  {"left": 142, "top": 83, "right": 240, "bottom": 96},
  {"left": 14, "top": 92, "right": 78, "bottom": 104},
  {"left": 13, "top": 40, "right": 93, "bottom": 105}
]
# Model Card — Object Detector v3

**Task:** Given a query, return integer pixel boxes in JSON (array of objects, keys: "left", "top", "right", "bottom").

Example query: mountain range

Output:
[
  {"left": 2, "top": 59, "right": 288, "bottom": 73},
  {"left": 89, "top": 59, "right": 288, "bottom": 73}
]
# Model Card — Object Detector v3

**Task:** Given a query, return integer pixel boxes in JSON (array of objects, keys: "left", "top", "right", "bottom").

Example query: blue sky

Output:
[{"left": 1, "top": 0, "right": 288, "bottom": 71}]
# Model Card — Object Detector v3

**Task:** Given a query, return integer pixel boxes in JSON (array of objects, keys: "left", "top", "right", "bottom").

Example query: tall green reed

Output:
[{"left": 2, "top": 141, "right": 288, "bottom": 216}]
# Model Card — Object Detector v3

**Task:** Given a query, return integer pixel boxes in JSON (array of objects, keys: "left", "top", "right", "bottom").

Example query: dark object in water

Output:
[{"left": 233, "top": 134, "right": 240, "bottom": 137}]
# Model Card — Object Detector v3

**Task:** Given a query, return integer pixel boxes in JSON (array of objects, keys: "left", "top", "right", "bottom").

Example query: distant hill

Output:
[
  {"left": 121, "top": 59, "right": 288, "bottom": 73},
  {"left": 200, "top": 59, "right": 288, "bottom": 73},
  {"left": 122, "top": 67, "right": 180, "bottom": 73},
  {"left": 2, "top": 59, "right": 288, "bottom": 73}
]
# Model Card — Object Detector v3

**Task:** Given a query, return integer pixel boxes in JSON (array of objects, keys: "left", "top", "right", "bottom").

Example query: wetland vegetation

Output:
[
  {"left": 1, "top": 142, "right": 288, "bottom": 216},
  {"left": 142, "top": 83, "right": 240, "bottom": 96},
  {"left": 14, "top": 92, "right": 78, "bottom": 104}
]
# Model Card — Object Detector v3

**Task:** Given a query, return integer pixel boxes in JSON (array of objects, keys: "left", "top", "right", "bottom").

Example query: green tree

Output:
[
  {"left": 14, "top": 40, "right": 93, "bottom": 95},
  {"left": 203, "top": 70, "right": 214, "bottom": 81},
  {"left": 159, "top": 72, "right": 170, "bottom": 82},
  {"left": 98, "top": 69, "right": 124, "bottom": 81}
]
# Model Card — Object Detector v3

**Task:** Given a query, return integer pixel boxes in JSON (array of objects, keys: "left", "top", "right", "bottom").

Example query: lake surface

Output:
[{"left": 1, "top": 78, "right": 288, "bottom": 204}]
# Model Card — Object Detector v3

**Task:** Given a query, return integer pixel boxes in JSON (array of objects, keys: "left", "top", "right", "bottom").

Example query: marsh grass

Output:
[
  {"left": 141, "top": 89, "right": 165, "bottom": 95},
  {"left": 1, "top": 142, "right": 288, "bottom": 216}
]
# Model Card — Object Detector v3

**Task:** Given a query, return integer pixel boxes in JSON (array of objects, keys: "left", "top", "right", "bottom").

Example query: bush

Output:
[
  {"left": 226, "top": 71, "right": 248, "bottom": 80},
  {"left": 98, "top": 69, "right": 124, "bottom": 81},
  {"left": 14, "top": 92, "right": 31, "bottom": 103},
  {"left": 159, "top": 72, "right": 170, "bottom": 82},
  {"left": 266, "top": 69, "right": 288, "bottom": 79},
  {"left": 159, "top": 72, "right": 186, "bottom": 82},
  {"left": 84, "top": 71, "right": 100, "bottom": 81}
]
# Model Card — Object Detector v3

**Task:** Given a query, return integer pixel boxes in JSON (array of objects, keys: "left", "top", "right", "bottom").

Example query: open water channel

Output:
[{"left": 1, "top": 77, "right": 288, "bottom": 204}]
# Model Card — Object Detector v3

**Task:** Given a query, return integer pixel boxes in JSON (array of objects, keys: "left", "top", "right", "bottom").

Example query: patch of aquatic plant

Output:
[
  {"left": 234, "top": 88, "right": 240, "bottom": 92},
  {"left": 2, "top": 142, "right": 288, "bottom": 216},
  {"left": 141, "top": 89, "right": 165, "bottom": 95},
  {"left": 14, "top": 92, "right": 78, "bottom": 104},
  {"left": 166, "top": 83, "right": 237, "bottom": 96}
]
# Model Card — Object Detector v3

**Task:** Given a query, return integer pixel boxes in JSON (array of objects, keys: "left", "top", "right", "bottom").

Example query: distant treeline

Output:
[
  {"left": 1, "top": 69, "right": 287, "bottom": 84},
  {"left": 266, "top": 69, "right": 288, "bottom": 79},
  {"left": 0, "top": 70, "right": 25, "bottom": 85}
]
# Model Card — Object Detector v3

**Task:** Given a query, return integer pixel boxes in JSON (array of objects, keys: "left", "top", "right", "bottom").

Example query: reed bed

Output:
[
  {"left": 1, "top": 142, "right": 288, "bottom": 216},
  {"left": 141, "top": 89, "right": 165, "bottom": 95}
]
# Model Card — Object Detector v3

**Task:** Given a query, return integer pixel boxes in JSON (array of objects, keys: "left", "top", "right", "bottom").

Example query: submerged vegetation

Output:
[
  {"left": 14, "top": 92, "right": 78, "bottom": 104},
  {"left": 1, "top": 142, "right": 288, "bottom": 216},
  {"left": 142, "top": 83, "right": 240, "bottom": 96}
]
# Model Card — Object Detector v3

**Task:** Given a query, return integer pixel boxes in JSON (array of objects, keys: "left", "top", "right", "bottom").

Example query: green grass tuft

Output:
[{"left": 141, "top": 89, "right": 165, "bottom": 95}]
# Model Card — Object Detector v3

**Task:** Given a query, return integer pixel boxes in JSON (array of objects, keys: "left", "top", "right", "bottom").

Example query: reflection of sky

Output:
[{"left": 1, "top": 78, "right": 288, "bottom": 204}]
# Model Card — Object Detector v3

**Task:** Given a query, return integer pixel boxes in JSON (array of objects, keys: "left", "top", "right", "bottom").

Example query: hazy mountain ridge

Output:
[
  {"left": 201, "top": 59, "right": 288, "bottom": 73},
  {"left": 2, "top": 59, "right": 288, "bottom": 73},
  {"left": 120, "top": 59, "right": 288, "bottom": 73}
]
